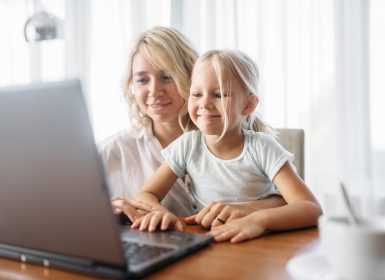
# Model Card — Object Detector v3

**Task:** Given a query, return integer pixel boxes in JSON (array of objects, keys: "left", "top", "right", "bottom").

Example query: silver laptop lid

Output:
[{"left": 0, "top": 80, "right": 126, "bottom": 267}]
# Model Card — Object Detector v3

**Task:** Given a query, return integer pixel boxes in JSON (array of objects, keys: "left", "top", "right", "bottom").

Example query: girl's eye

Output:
[{"left": 215, "top": 92, "right": 228, "bottom": 98}]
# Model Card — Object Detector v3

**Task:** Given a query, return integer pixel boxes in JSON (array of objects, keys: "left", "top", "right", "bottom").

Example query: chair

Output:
[{"left": 276, "top": 128, "right": 305, "bottom": 179}]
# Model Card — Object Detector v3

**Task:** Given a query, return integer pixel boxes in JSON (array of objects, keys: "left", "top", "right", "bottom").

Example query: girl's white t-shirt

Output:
[{"left": 162, "top": 130, "right": 294, "bottom": 211}]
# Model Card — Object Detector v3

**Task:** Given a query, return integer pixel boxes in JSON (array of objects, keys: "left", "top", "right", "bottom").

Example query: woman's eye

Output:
[
  {"left": 162, "top": 75, "right": 173, "bottom": 81},
  {"left": 191, "top": 92, "right": 203, "bottom": 97},
  {"left": 136, "top": 78, "right": 148, "bottom": 84}
]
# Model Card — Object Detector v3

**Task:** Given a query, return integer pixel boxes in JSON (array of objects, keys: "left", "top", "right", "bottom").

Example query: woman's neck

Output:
[
  {"left": 152, "top": 121, "right": 183, "bottom": 148},
  {"left": 204, "top": 129, "right": 244, "bottom": 160}
]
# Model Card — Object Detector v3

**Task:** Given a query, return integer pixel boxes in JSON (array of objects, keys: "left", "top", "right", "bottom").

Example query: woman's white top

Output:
[
  {"left": 162, "top": 130, "right": 294, "bottom": 211},
  {"left": 98, "top": 123, "right": 194, "bottom": 216}
]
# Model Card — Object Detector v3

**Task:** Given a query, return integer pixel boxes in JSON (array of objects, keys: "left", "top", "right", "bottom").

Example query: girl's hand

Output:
[
  {"left": 111, "top": 196, "right": 153, "bottom": 223},
  {"left": 208, "top": 214, "right": 266, "bottom": 243},
  {"left": 131, "top": 210, "right": 185, "bottom": 232},
  {"left": 184, "top": 202, "right": 255, "bottom": 228}
]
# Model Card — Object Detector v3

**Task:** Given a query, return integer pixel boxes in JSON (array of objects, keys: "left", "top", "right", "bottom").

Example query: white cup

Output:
[{"left": 320, "top": 216, "right": 385, "bottom": 280}]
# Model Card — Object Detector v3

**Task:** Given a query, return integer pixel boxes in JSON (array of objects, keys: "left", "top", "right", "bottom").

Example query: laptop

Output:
[{"left": 0, "top": 80, "right": 212, "bottom": 279}]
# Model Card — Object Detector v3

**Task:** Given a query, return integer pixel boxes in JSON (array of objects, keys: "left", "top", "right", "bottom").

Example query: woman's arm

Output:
[
  {"left": 184, "top": 195, "right": 287, "bottom": 227},
  {"left": 209, "top": 162, "right": 322, "bottom": 242},
  {"left": 111, "top": 197, "right": 154, "bottom": 222}
]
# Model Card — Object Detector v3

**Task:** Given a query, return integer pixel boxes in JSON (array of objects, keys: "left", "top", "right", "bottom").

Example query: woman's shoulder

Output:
[{"left": 98, "top": 126, "right": 146, "bottom": 155}]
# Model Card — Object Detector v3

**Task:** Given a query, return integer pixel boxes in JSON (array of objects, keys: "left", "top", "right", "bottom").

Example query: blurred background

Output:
[{"left": 0, "top": 0, "right": 384, "bottom": 211}]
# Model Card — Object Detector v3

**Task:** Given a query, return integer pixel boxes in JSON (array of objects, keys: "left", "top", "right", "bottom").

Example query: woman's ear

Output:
[{"left": 242, "top": 95, "right": 258, "bottom": 116}]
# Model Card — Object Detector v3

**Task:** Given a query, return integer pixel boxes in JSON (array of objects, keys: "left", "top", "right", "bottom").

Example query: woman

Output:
[{"left": 99, "top": 26, "right": 285, "bottom": 225}]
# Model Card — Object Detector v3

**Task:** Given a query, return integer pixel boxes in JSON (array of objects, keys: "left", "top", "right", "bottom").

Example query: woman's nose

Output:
[{"left": 148, "top": 80, "right": 164, "bottom": 97}]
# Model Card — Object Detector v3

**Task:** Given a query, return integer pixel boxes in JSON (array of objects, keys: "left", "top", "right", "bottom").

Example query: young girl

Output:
[{"left": 133, "top": 50, "right": 322, "bottom": 240}]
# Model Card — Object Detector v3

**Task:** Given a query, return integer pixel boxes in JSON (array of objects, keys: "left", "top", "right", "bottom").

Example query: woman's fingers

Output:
[
  {"left": 126, "top": 199, "right": 153, "bottom": 212},
  {"left": 112, "top": 200, "right": 138, "bottom": 222},
  {"left": 197, "top": 202, "right": 243, "bottom": 228},
  {"left": 194, "top": 203, "right": 213, "bottom": 225},
  {"left": 111, "top": 197, "right": 153, "bottom": 223},
  {"left": 211, "top": 210, "right": 231, "bottom": 227}
]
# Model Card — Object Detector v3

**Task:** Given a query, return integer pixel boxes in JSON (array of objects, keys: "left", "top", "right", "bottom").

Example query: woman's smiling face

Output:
[{"left": 132, "top": 53, "right": 185, "bottom": 124}]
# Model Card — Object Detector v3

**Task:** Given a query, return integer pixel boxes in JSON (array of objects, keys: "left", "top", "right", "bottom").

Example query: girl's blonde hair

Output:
[
  {"left": 192, "top": 49, "right": 274, "bottom": 139},
  {"left": 122, "top": 26, "right": 198, "bottom": 130}
]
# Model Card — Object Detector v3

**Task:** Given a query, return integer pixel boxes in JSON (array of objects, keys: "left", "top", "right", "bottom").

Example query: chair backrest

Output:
[{"left": 276, "top": 128, "right": 305, "bottom": 179}]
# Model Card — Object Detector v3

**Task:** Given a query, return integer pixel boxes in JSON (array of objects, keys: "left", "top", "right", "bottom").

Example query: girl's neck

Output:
[
  {"left": 152, "top": 121, "right": 183, "bottom": 148},
  {"left": 204, "top": 129, "right": 244, "bottom": 160}
]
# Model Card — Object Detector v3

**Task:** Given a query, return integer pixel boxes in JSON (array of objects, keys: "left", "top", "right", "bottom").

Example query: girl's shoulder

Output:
[
  {"left": 173, "top": 129, "right": 201, "bottom": 142},
  {"left": 243, "top": 129, "right": 276, "bottom": 143},
  {"left": 243, "top": 130, "right": 285, "bottom": 154},
  {"left": 166, "top": 130, "right": 201, "bottom": 152}
]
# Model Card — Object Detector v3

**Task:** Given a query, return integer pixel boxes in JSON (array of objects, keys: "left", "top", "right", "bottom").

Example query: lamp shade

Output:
[{"left": 24, "top": 10, "right": 64, "bottom": 42}]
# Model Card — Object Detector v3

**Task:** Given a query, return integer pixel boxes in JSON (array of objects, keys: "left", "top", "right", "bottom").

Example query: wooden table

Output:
[{"left": 0, "top": 226, "right": 318, "bottom": 280}]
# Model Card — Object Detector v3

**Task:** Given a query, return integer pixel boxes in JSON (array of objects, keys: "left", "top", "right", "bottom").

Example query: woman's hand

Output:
[
  {"left": 208, "top": 214, "right": 266, "bottom": 243},
  {"left": 111, "top": 196, "right": 153, "bottom": 223},
  {"left": 131, "top": 210, "right": 185, "bottom": 232},
  {"left": 184, "top": 196, "right": 286, "bottom": 228},
  {"left": 184, "top": 202, "right": 256, "bottom": 228}
]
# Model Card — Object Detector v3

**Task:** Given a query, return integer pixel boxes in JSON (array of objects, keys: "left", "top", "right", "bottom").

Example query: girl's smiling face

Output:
[{"left": 188, "top": 60, "right": 254, "bottom": 137}]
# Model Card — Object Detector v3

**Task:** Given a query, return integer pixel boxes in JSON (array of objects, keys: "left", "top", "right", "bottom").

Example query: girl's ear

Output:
[{"left": 242, "top": 95, "right": 258, "bottom": 116}]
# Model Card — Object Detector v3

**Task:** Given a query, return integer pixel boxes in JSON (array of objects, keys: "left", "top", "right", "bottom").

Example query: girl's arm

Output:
[
  {"left": 209, "top": 162, "right": 322, "bottom": 242},
  {"left": 136, "top": 161, "right": 178, "bottom": 208},
  {"left": 134, "top": 161, "right": 184, "bottom": 231}
]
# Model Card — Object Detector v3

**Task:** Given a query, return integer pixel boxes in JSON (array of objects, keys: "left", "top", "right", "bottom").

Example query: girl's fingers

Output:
[
  {"left": 230, "top": 232, "right": 248, "bottom": 243},
  {"left": 174, "top": 219, "right": 185, "bottom": 231},
  {"left": 139, "top": 213, "right": 154, "bottom": 231},
  {"left": 209, "top": 227, "right": 236, "bottom": 242},
  {"left": 184, "top": 214, "right": 197, "bottom": 225},
  {"left": 132, "top": 211, "right": 182, "bottom": 232},
  {"left": 131, "top": 216, "right": 144, "bottom": 229},
  {"left": 148, "top": 211, "right": 162, "bottom": 232}
]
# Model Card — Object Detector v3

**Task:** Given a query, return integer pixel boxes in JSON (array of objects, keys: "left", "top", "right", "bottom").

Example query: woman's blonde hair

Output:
[
  {"left": 122, "top": 26, "right": 198, "bottom": 130},
  {"left": 192, "top": 49, "right": 274, "bottom": 139}
]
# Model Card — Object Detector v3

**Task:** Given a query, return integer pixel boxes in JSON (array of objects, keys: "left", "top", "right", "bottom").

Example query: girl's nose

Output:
[{"left": 199, "top": 96, "right": 214, "bottom": 110}]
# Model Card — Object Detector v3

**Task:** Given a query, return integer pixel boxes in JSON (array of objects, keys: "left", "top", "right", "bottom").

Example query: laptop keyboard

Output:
[{"left": 122, "top": 241, "right": 175, "bottom": 266}]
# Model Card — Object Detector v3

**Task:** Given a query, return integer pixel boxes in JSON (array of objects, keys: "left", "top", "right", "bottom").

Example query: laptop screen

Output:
[{"left": 0, "top": 80, "right": 126, "bottom": 266}]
